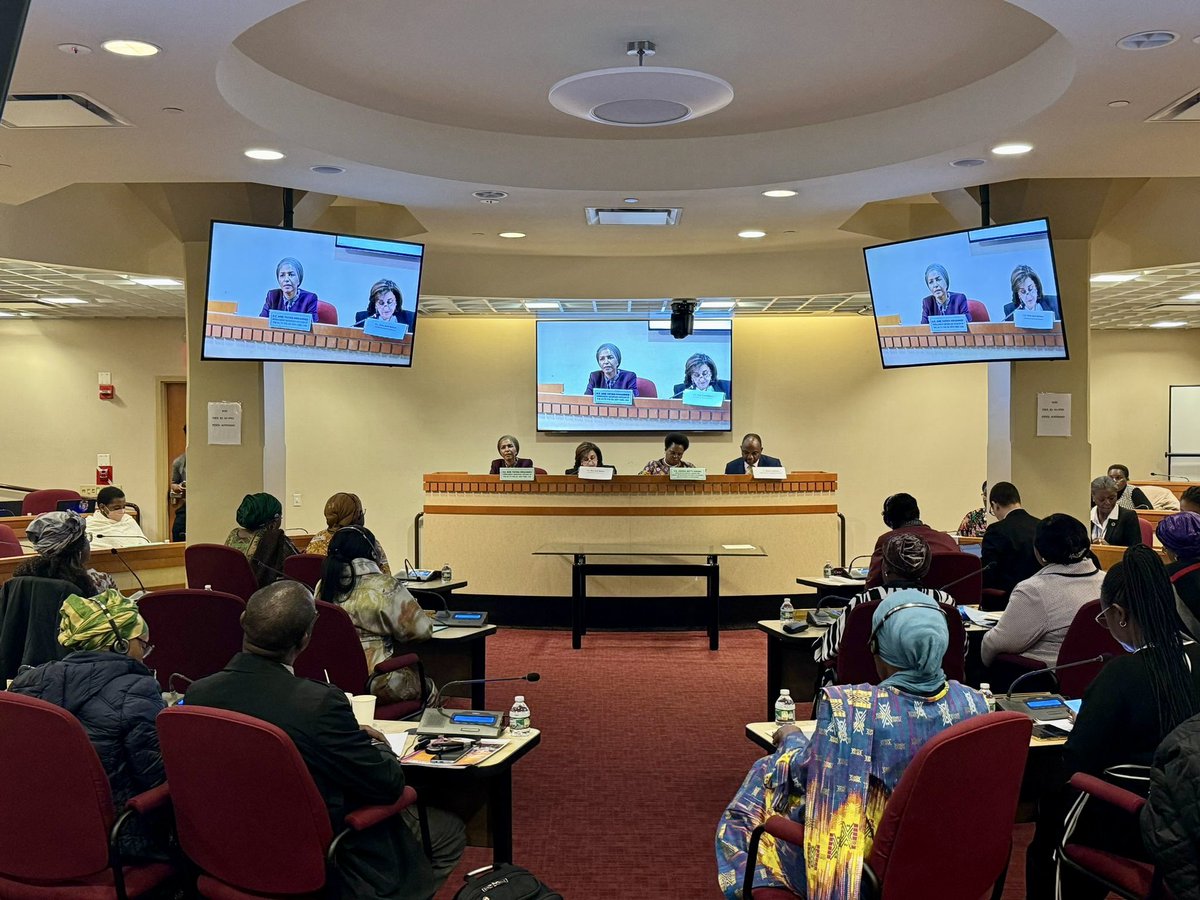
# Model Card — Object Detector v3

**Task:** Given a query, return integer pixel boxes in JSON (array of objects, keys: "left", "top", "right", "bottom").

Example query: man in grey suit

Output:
[{"left": 724, "top": 433, "right": 783, "bottom": 475}]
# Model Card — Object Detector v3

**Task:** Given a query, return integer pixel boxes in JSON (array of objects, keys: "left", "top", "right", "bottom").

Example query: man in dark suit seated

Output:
[
  {"left": 865, "top": 493, "right": 961, "bottom": 584},
  {"left": 1090, "top": 475, "right": 1143, "bottom": 548},
  {"left": 187, "top": 581, "right": 464, "bottom": 900},
  {"left": 980, "top": 481, "right": 1042, "bottom": 603},
  {"left": 724, "top": 433, "right": 783, "bottom": 475}
]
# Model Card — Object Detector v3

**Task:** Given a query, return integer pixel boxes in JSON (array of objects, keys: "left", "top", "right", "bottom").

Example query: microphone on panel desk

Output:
[
  {"left": 415, "top": 672, "right": 541, "bottom": 739},
  {"left": 1003, "top": 653, "right": 1113, "bottom": 702}
]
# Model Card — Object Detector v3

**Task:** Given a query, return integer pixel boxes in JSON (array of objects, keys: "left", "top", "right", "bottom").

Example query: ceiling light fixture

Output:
[
  {"left": 737, "top": 230, "right": 766, "bottom": 239},
  {"left": 57, "top": 43, "right": 92, "bottom": 56},
  {"left": 524, "top": 301, "right": 560, "bottom": 310},
  {"left": 991, "top": 142, "right": 1033, "bottom": 156},
  {"left": 473, "top": 190, "right": 508, "bottom": 202},
  {"left": 699, "top": 300, "right": 735, "bottom": 309},
  {"left": 41, "top": 297, "right": 87, "bottom": 305},
  {"left": 498, "top": 232, "right": 526, "bottom": 239},
  {"left": 1107, "top": 100, "right": 1131, "bottom": 108},
  {"left": 623, "top": 197, "right": 640, "bottom": 204},
  {"left": 951, "top": 158, "right": 986, "bottom": 168},
  {"left": 761, "top": 189, "right": 797, "bottom": 198},
  {"left": 129, "top": 277, "right": 181, "bottom": 287},
  {"left": 0, "top": 311, "right": 16, "bottom": 318},
  {"left": 101, "top": 39, "right": 161, "bottom": 57},
  {"left": 1116, "top": 31, "right": 1178, "bottom": 51},
  {"left": 1178, "top": 292, "right": 1200, "bottom": 301},
  {"left": 1149, "top": 321, "right": 1187, "bottom": 328},
  {"left": 311, "top": 165, "right": 346, "bottom": 175},
  {"left": 244, "top": 148, "right": 285, "bottom": 161},
  {"left": 1090, "top": 272, "right": 1140, "bottom": 283}
]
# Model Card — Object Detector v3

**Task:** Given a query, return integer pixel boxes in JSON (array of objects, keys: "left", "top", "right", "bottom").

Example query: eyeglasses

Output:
[
  {"left": 1094, "top": 608, "right": 1109, "bottom": 627},
  {"left": 134, "top": 638, "right": 154, "bottom": 659}
]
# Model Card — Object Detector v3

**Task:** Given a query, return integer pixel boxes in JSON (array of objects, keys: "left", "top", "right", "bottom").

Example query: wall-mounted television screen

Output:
[
  {"left": 202, "top": 220, "right": 424, "bottom": 367},
  {"left": 536, "top": 319, "right": 733, "bottom": 433},
  {"left": 863, "top": 217, "right": 1067, "bottom": 369}
]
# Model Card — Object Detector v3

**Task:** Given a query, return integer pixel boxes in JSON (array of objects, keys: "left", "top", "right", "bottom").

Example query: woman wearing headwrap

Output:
[
  {"left": 304, "top": 492, "right": 391, "bottom": 574},
  {"left": 13, "top": 510, "right": 119, "bottom": 595},
  {"left": 315, "top": 526, "right": 431, "bottom": 704},
  {"left": 814, "top": 533, "right": 961, "bottom": 688},
  {"left": 224, "top": 492, "right": 297, "bottom": 589},
  {"left": 717, "top": 590, "right": 985, "bottom": 899},
  {"left": 10, "top": 590, "right": 165, "bottom": 859},
  {"left": 1158, "top": 511, "right": 1200, "bottom": 638}
]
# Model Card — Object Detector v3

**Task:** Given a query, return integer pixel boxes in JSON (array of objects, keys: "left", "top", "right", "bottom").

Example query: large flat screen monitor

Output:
[
  {"left": 536, "top": 319, "right": 733, "bottom": 433},
  {"left": 202, "top": 220, "right": 424, "bottom": 367},
  {"left": 864, "top": 218, "right": 1068, "bottom": 369}
]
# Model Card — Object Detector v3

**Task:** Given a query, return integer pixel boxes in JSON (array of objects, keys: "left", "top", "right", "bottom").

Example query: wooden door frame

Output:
[{"left": 157, "top": 377, "right": 187, "bottom": 542}]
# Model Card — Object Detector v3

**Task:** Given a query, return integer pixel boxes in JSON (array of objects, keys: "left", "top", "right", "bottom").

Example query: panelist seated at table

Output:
[
  {"left": 865, "top": 493, "right": 960, "bottom": 584},
  {"left": 724, "top": 432, "right": 781, "bottom": 475},
  {"left": 85, "top": 486, "right": 151, "bottom": 549},
  {"left": 918, "top": 263, "right": 972, "bottom": 324},
  {"left": 565, "top": 441, "right": 616, "bottom": 476},
  {"left": 716, "top": 591, "right": 986, "bottom": 900},
  {"left": 1002, "top": 264, "right": 1058, "bottom": 321},
  {"left": 489, "top": 434, "right": 536, "bottom": 475},
  {"left": 353, "top": 278, "right": 415, "bottom": 332},
  {"left": 258, "top": 256, "right": 319, "bottom": 318},
  {"left": 1089, "top": 476, "right": 1143, "bottom": 547},
  {"left": 671, "top": 352, "right": 732, "bottom": 400},
  {"left": 583, "top": 342, "right": 639, "bottom": 395},
  {"left": 640, "top": 432, "right": 697, "bottom": 476}
]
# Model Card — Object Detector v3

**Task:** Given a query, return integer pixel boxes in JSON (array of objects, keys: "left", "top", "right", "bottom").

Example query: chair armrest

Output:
[
  {"left": 344, "top": 786, "right": 418, "bottom": 832},
  {"left": 1068, "top": 773, "right": 1146, "bottom": 817},
  {"left": 125, "top": 783, "right": 170, "bottom": 816},
  {"left": 374, "top": 653, "right": 420, "bottom": 674},
  {"left": 762, "top": 815, "right": 806, "bottom": 847}
]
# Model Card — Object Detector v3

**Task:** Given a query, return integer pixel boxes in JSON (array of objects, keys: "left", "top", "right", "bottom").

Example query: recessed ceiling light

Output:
[
  {"left": 1107, "top": 100, "right": 1131, "bottom": 108},
  {"left": 623, "top": 197, "right": 640, "bottom": 204},
  {"left": 129, "top": 277, "right": 181, "bottom": 287},
  {"left": 311, "top": 165, "right": 345, "bottom": 175},
  {"left": 0, "top": 311, "right": 16, "bottom": 318},
  {"left": 498, "top": 232, "right": 526, "bottom": 239},
  {"left": 699, "top": 300, "right": 735, "bottom": 309},
  {"left": 737, "top": 230, "right": 767, "bottom": 239},
  {"left": 41, "top": 297, "right": 87, "bottom": 305},
  {"left": 1116, "top": 31, "right": 1178, "bottom": 51},
  {"left": 244, "top": 148, "right": 285, "bottom": 161},
  {"left": 161, "top": 106, "right": 185, "bottom": 114},
  {"left": 1149, "top": 321, "right": 1187, "bottom": 328},
  {"left": 991, "top": 142, "right": 1033, "bottom": 156},
  {"left": 1090, "top": 272, "right": 1141, "bottom": 283},
  {"left": 1178, "top": 293, "right": 1200, "bottom": 301},
  {"left": 57, "top": 43, "right": 92, "bottom": 56},
  {"left": 473, "top": 190, "right": 508, "bottom": 201},
  {"left": 951, "top": 158, "right": 986, "bottom": 168},
  {"left": 101, "top": 39, "right": 161, "bottom": 57},
  {"left": 524, "top": 301, "right": 560, "bottom": 310},
  {"left": 761, "top": 189, "right": 797, "bottom": 198}
]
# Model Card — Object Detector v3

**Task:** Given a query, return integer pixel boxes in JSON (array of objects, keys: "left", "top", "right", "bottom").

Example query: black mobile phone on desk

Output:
[{"left": 783, "top": 621, "right": 808, "bottom": 634}]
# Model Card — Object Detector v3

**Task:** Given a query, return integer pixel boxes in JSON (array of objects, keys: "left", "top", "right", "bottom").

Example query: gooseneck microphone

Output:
[
  {"left": 1005, "top": 653, "right": 1113, "bottom": 700},
  {"left": 109, "top": 547, "right": 147, "bottom": 595},
  {"left": 434, "top": 672, "right": 540, "bottom": 711},
  {"left": 939, "top": 561, "right": 994, "bottom": 593}
]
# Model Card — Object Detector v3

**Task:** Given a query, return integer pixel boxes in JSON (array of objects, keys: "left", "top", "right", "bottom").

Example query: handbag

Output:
[{"left": 452, "top": 863, "right": 563, "bottom": 900}]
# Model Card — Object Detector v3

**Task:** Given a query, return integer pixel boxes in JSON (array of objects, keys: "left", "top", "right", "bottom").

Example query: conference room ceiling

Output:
[
  {"left": 0, "top": 260, "right": 184, "bottom": 319},
  {"left": 4, "top": 1, "right": 1200, "bottom": 260}
]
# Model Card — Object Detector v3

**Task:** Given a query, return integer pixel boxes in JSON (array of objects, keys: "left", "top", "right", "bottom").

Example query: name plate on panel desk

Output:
[
  {"left": 680, "top": 389, "right": 726, "bottom": 408},
  {"left": 591, "top": 388, "right": 634, "bottom": 406},
  {"left": 751, "top": 466, "right": 787, "bottom": 480},
  {"left": 1013, "top": 309, "right": 1054, "bottom": 330},
  {"left": 267, "top": 310, "right": 314, "bottom": 332},
  {"left": 927, "top": 314, "right": 969, "bottom": 334},
  {"left": 669, "top": 467, "right": 707, "bottom": 481},
  {"left": 362, "top": 317, "right": 409, "bottom": 339},
  {"left": 577, "top": 466, "right": 613, "bottom": 481},
  {"left": 499, "top": 467, "right": 535, "bottom": 481}
]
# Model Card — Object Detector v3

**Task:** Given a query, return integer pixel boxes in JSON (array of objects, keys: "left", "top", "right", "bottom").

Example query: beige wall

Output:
[
  {"left": 0, "top": 318, "right": 186, "bottom": 539},
  {"left": 1090, "top": 329, "right": 1200, "bottom": 481}
]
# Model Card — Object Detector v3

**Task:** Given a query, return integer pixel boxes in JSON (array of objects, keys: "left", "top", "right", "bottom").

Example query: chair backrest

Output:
[
  {"left": 0, "top": 693, "right": 115, "bottom": 881},
  {"left": 293, "top": 599, "right": 369, "bottom": 692},
  {"left": 1139, "top": 517, "right": 1154, "bottom": 546},
  {"left": 185, "top": 543, "right": 259, "bottom": 599},
  {"left": 866, "top": 712, "right": 1032, "bottom": 898},
  {"left": 967, "top": 299, "right": 991, "bottom": 322},
  {"left": 21, "top": 489, "right": 82, "bottom": 515},
  {"left": 138, "top": 589, "right": 246, "bottom": 691},
  {"left": 315, "top": 300, "right": 338, "bottom": 324},
  {"left": 0, "top": 523, "right": 22, "bottom": 558},
  {"left": 925, "top": 552, "right": 982, "bottom": 606},
  {"left": 283, "top": 553, "right": 325, "bottom": 590},
  {"left": 157, "top": 706, "right": 333, "bottom": 894},
  {"left": 0, "top": 576, "right": 76, "bottom": 680},
  {"left": 835, "top": 598, "right": 966, "bottom": 686},
  {"left": 1055, "top": 599, "right": 1125, "bottom": 698},
  {"left": 533, "top": 467, "right": 548, "bottom": 475},
  {"left": 635, "top": 377, "right": 658, "bottom": 398}
]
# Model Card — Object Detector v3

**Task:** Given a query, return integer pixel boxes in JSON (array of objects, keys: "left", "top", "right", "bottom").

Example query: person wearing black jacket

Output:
[
  {"left": 186, "top": 580, "right": 464, "bottom": 900},
  {"left": 1090, "top": 476, "right": 1143, "bottom": 547},
  {"left": 1107, "top": 464, "right": 1153, "bottom": 511},
  {"left": 979, "top": 481, "right": 1041, "bottom": 603},
  {"left": 1142, "top": 712, "right": 1200, "bottom": 899}
]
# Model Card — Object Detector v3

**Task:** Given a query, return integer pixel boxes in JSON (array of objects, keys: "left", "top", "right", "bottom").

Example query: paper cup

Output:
[{"left": 351, "top": 694, "right": 377, "bottom": 725}]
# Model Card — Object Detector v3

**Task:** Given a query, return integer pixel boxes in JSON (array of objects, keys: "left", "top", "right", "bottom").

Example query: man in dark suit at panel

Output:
[
  {"left": 186, "top": 581, "right": 464, "bottom": 900},
  {"left": 980, "top": 481, "right": 1042, "bottom": 602},
  {"left": 724, "top": 433, "right": 783, "bottom": 475}
]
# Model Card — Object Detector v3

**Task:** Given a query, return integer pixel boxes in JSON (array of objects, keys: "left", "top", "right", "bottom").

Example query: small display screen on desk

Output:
[{"left": 450, "top": 713, "right": 501, "bottom": 726}]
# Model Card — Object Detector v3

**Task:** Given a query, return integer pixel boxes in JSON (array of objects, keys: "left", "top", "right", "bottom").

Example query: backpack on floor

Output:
[{"left": 452, "top": 863, "right": 563, "bottom": 900}]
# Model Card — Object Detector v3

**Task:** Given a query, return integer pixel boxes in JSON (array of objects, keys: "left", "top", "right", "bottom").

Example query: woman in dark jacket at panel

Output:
[{"left": 10, "top": 590, "right": 165, "bottom": 859}]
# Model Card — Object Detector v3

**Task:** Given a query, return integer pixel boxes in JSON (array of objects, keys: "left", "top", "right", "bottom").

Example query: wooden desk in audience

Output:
[
  {"left": 396, "top": 622, "right": 495, "bottom": 709},
  {"left": 2, "top": 510, "right": 139, "bottom": 542}
]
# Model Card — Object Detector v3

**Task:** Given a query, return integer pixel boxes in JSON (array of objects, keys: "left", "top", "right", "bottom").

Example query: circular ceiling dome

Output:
[{"left": 548, "top": 67, "right": 734, "bottom": 127}]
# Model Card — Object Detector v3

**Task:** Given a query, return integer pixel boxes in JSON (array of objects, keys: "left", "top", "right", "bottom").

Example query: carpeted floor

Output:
[{"left": 433, "top": 627, "right": 1037, "bottom": 899}]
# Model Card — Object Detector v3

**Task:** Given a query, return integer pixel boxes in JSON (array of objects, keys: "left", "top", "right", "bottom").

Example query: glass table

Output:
[{"left": 533, "top": 543, "right": 768, "bottom": 650}]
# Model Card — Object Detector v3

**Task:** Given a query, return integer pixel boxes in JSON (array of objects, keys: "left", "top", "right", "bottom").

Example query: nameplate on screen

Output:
[
  {"left": 363, "top": 318, "right": 408, "bottom": 339},
  {"left": 751, "top": 466, "right": 786, "bottom": 480},
  {"left": 670, "top": 467, "right": 707, "bottom": 481},
  {"left": 927, "top": 314, "right": 969, "bottom": 334},
  {"left": 592, "top": 388, "right": 634, "bottom": 406},
  {"left": 1013, "top": 310, "right": 1054, "bottom": 330},
  {"left": 680, "top": 389, "right": 726, "bottom": 408},
  {"left": 499, "top": 467, "right": 535, "bottom": 481},
  {"left": 268, "top": 310, "right": 314, "bottom": 332},
  {"left": 577, "top": 466, "right": 613, "bottom": 481}
]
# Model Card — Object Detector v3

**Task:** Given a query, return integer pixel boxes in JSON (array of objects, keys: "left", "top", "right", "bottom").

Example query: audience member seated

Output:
[
  {"left": 186, "top": 581, "right": 465, "bottom": 898},
  {"left": 316, "top": 527, "right": 431, "bottom": 704},
  {"left": 1158, "top": 511, "right": 1200, "bottom": 638},
  {"left": 1141, "top": 711, "right": 1200, "bottom": 899},
  {"left": 10, "top": 590, "right": 164, "bottom": 858},
  {"left": 14, "top": 511, "right": 118, "bottom": 595},
  {"left": 865, "top": 493, "right": 959, "bottom": 583},
  {"left": 956, "top": 480, "right": 988, "bottom": 538},
  {"left": 565, "top": 441, "right": 615, "bottom": 475},
  {"left": 224, "top": 492, "right": 298, "bottom": 589},
  {"left": 723, "top": 432, "right": 782, "bottom": 475},
  {"left": 980, "top": 514, "right": 1103, "bottom": 667},
  {"left": 1181, "top": 486, "right": 1200, "bottom": 515},
  {"left": 85, "top": 486, "right": 150, "bottom": 549},
  {"left": 980, "top": 481, "right": 1041, "bottom": 601},
  {"left": 1106, "top": 463, "right": 1152, "bottom": 510},
  {"left": 488, "top": 434, "right": 534, "bottom": 474},
  {"left": 716, "top": 590, "right": 986, "bottom": 899},
  {"left": 1089, "top": 475, "right": 1142, "bottom": 547},
  {"left": 640, "top": 431, "right": 697, "bottom": 475},
  {"left": 1027, "top": 545, "right": 1200, "bottom": 899},
  {"left": 814, "top": 534, "right": 960, "bottom": 688},
  {"left": 305, "top": 492, "right": 391, "bottom": 575}
]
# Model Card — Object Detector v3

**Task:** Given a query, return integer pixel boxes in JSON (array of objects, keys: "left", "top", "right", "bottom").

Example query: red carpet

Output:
[{"left": 434, "top": 627, "right": 1035, "bottom": 899}]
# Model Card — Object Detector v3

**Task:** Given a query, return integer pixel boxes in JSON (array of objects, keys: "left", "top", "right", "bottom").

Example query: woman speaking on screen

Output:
[
  {"left": 259, "top": 257, "right": 319, "bottom": 318},
  {"left": 584, "top": 343, "right": 639, "bottom": 395},
  {"left": 918, "top": 263, "right": 971, "bottom": 323}
]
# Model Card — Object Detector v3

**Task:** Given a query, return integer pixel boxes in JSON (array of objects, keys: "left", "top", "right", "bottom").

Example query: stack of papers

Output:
[{"left": 959, "top": 606, "right": 1001, "bottom": 628}]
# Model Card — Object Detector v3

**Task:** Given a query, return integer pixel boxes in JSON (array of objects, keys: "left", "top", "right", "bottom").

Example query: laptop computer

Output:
[
  {"left": 0, "top": 500, "right": 23, "bottom": 516},
  {"left": 56, "top": 499, "right": 97, "bottom": 514}
]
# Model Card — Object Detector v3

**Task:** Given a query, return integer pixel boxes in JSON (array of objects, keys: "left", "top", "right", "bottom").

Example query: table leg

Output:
[
  {"left": 572, "top": 555, "right": 583, "bottom": 650},
  {"left": 765, "top": 634, "right": 782, "bottom": 721},
  {"left": 707, "top": 556, "right": 720, "bottom": 651},
  {"left": 488, "top": 768, "right": 514, "bottom": 864},
  {"left": 470, "top": 633, "right": 488, "bottom": 709}
]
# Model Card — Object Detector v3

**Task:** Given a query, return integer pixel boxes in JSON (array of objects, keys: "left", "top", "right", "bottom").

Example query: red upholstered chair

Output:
[
  {"left": 0, "top": 522, "right": 22, "bottom": 557},
  {"left": 834, "top": 599, "right": 966, "bottom": 686},
  {"left": 284, "top": 553, "right": 325, "bottom": 590},
  {"left": 315, "top": 300, "right": 338, "bottom": 324},
  {"left": 635, "top": 377, "right": 658, "bottom": 398},
  {"left": 926, "top": 551, "right": 982, "bottom": 606},
  {"left": 533, "top": 467, "right": 548, "bottom": 475},
  {"left": 157, "top": 705, "right": 426, "bottom": 899},
  {"left": 293, "top": 600, "right": 427, "bottom": 720},
  {"left": 21, "top": 488, "right": 82, "bottom": 515},
  {"left": 967, "top": 299, "right": 991, "bottom": 322},
  {"left": 0, "top": 693, "right": 176, "bottom": 899},
  {"left": 987, "top": 600, "right": 1121, "bottom": 695},
  {"left": 138, "top": 588, "right": 246, "bottom": 692},
  {"left": 1139, "top": 517, "right": 1155, "bottom": 547},
  {"left": 185, "top": 543, "right": 259, "bottom": 600},
  {"left": 745, "top": 712, "right": 1032, "bottom": 900}
]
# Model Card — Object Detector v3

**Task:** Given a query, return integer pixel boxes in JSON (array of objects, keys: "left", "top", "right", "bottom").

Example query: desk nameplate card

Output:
[
  {"left": 576, "top": 466, "right": 613, "bottom": 481},
  {"left": 267, "top": 310, "right": 314, "bottom": 332},
  {"left": 670, "top": 467, "right": 707, "bottom": 481},
  {"left": 499, "top": 468, "right": 536, "bottom": 482},
  {"left": 591, "top": 388, "right": 634, "bottom": 406},
  {"left": 751, "top": 466, "right": 786, "bottom": 480}
]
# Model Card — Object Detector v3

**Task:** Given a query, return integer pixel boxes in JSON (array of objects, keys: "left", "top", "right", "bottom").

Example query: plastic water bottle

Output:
[
  {"left": 823, "top": 560, "right": 833, "bottom": 578},
  {"left": 774, "top": 689, "right": 796, "bottom": 724},
  {"left": 441, "top": 563, "right": 453, "bottom": 583},
  {"left": 204, "top": 584, "right": 213, "bottom": 591},
  {"left": 979, "top": 683, "right": 995, "bottom": 712},
  {"left": 509, "top": 696, "right": 531, "bottom": 735},
  {"left": 779, "top": 597, "right": 794, "bottom": 624}
]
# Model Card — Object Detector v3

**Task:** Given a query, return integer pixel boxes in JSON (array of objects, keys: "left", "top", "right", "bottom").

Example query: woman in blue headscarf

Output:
[{"left": 716, "top": 590, "right": 987, "bottom": 899}]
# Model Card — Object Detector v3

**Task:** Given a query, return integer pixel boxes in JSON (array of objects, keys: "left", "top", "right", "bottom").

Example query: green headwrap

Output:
[
  {"left": 236, "top": 492, "right": 282, "bottom": 531},
  {"left": 58, "top": 589, "right": 148, "bottom": 652}
]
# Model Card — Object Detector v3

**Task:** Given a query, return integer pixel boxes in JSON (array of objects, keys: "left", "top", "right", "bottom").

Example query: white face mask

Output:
[{"left": 1117, "top": 638, "right": 1140, "bottom": 654}]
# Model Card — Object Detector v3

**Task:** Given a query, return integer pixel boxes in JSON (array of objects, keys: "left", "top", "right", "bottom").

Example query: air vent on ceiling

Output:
[
  {"left": 585, "top": 207, "right": 682, "bottom": 226},
  {"left": 1147, "top": 88, "right": 1200, "bottom": 122},
  {"left": 1, "top": 93, "right": 129, "bottom": 128}
]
